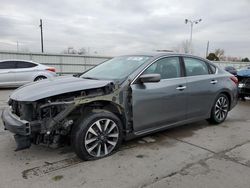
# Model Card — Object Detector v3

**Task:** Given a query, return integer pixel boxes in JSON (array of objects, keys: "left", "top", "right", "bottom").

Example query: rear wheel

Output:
[
  {"left": 34, "top": 76, "right": 47, "bottom": 81},
  {"left": 239, "top": 94, "right": 246, "bottom": 101},
  {"left": 208, "top": 94, "right": 229, "bottom": 124},
  {"left": 71, "top": 110, "right": 123, "bottom": 160}
]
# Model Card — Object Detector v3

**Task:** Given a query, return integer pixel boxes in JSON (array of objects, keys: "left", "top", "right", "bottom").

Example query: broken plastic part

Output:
[{"left": 14, "top": 134, "right": 31, "bottom": 151}]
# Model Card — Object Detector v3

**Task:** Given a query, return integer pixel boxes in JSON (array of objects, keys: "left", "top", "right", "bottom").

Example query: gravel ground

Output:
[{"left": 1, "top": 89, "right": 250, "bottom": 188}]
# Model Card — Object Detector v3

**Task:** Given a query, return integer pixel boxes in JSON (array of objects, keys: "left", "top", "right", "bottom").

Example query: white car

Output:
[{"left": 0, "top": 60, "right": 57, "bottom": 87}]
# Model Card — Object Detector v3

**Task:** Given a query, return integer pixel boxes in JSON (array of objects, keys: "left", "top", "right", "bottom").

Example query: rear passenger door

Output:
[
  {"left": 15, "top": 61, "right": 37, "bottom": 85},
  {"left": 183, "top": 57, "right": 217, "bottom": 119}
]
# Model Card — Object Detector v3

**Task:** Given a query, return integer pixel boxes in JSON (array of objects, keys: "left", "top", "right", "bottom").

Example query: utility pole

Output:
[
  {"left": 16, "top": 41, "right": 19, "bottom": 52},
  {"left": 185, "top": 18, "right": 202, "bottom": 53},
  {"left": 39, "top": 19, "right": 44, "bottom": 53},
  {"left": 190, "top": 22, "right": 193, "bottom": 48},
  {"left": 206, "top": 41, "right": 209, "bottom": 58}
]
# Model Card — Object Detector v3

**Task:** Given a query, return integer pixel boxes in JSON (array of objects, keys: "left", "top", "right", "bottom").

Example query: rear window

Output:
[
  {"left": 183, "top": 58, "right": 209, "bottom": 76},
  {"left": 16, "top": 61, "right": 37, "bottom": 68}
]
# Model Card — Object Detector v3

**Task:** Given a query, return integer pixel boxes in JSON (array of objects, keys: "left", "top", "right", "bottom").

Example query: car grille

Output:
[{"left": 240, "top": 78, "right": 250, "bottom": 96}]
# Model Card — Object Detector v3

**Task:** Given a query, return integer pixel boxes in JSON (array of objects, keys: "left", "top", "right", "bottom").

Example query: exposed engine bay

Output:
[{"left": 6, "top": 81, "right": 131, "bottom": 151}]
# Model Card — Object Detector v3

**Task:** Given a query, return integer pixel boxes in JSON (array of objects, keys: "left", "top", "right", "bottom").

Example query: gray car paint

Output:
[
  {"left": 10, "top": 76, "right": 112, "bottom": 101},
  {"left": 131, "top": 77, "right": 187, "bottom": 132},
  {"left": 129, "top": 54, "right": 237, "bottom": 135},
  {"left": 4, "top": 53, "right": 238, "bottom": 142}
]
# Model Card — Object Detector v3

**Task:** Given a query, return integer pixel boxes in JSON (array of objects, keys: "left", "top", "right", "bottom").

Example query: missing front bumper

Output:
[
  {"left": 1, "top": 107, "right": 36, "bottom": 151},
  {"left": 14, "top": 134, "right": 31, "bottom": 151},
  {"left": 1, "top": 107, "right": 31, "bottom": 136}
]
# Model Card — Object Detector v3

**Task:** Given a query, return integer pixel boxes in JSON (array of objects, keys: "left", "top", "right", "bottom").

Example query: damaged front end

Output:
[{"left": 2, "top": 81, "right": 124, "bottom": 151}]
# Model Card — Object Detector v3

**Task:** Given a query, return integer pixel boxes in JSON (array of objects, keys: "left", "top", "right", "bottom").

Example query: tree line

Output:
[{"left": 206, "top": 49, "right": 249, "bottom": 62}]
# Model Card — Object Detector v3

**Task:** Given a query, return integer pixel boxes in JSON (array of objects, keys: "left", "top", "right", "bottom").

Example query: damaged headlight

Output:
[{"left": 40, "top": 101, "right": 74, "bottom": 119}]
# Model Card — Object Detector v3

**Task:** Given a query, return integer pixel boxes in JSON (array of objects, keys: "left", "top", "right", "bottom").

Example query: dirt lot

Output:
[{"left": 1, "top": 89, "right": 250, "bottom": 188}]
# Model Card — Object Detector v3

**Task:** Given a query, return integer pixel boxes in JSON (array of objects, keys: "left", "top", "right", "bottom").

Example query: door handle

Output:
[
  {"left": 176, "top": 86, "right": 187, "bottom": 91},
  {"left": 210, "top": 80, "right": 218, "bottom": 84}
]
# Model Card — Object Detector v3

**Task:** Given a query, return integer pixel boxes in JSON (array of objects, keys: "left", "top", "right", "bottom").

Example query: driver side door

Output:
[
  {"left": 0, "top": 61, "right": 17, "bottom": 87},
  {"left": 131, "top": 56, "right": 187, "bottom": 133}
]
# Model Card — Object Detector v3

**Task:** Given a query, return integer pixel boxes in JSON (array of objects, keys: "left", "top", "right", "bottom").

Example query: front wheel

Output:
[
  {"left": 71, "top": 110, "right": 123, "bottom": 160},
  {"left": 208, "top": 94, "right": 229, "bottom": 124}
]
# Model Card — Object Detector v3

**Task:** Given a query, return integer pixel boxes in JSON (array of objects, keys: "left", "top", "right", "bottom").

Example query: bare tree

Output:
[
  {"left": 214, "top": 49, "right": 225, "bottom": 60},
  {"left": 62, "top": 46, "right": 77, "bottom": 54},
  {"left": 78, "top": 48, "right": 87, "bottom": 55},
  {"left": 62, "top": 47, "right": 94, "bottom": 55},
  {"left": 172, "top": 40, "right": 190, "bottom": 54}
]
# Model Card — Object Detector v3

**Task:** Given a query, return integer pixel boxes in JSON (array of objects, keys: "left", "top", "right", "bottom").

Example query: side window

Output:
[
  {"left": 16, "top": 61, "right": 37, "bottom": 68},
  {"left": 208, "top": 64, "right": 217, "bottom": 74},
  {"left": 143, "top": 57, "right": 181, "bottom": 79},
  {"left": 0, "top": 61, "right": 16, "bottom": 69},
  {"left": 183, "top": 58, "right": 209, "bottom": 76}
]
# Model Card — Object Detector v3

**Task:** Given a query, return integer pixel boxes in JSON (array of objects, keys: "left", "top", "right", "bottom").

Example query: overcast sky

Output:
[{"left": 0, "top": 0, "right": 250, "bottom": 57}]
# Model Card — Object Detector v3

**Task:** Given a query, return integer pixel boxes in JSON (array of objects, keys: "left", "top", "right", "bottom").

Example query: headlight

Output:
[{"left": 238, "top": 83, "right": 245, "bottom": 88}]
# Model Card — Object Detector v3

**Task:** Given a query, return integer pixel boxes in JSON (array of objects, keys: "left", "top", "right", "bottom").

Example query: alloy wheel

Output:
[
  {"left": 84, "top": 118, "right": 119, "bottom": 157},
  {"left": 215, "top": 96, "right": 229, "bottom": 121}
]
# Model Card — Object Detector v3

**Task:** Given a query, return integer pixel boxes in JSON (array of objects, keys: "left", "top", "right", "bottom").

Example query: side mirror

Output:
[{"left": 139, "top": 74, "right": 161, "bottom": 83}]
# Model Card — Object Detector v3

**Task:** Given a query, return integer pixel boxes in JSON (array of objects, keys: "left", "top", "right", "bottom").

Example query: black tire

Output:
[
  {"left": 34, "top": 76, "right": 47, "bottom": 81},
  {"left": 208, "top": 93, "right": 229, "bottom": 124},
  {"left": 71, "top": 110, "right": 123, "bottom": 160},
  {"left": 239, "top": 95, "right": 246, "bottom": 101}
]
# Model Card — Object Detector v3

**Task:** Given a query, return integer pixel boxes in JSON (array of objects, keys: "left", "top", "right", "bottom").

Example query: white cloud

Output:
[{"left": 0, "top": 0, "right": 249, "bottom": 57}]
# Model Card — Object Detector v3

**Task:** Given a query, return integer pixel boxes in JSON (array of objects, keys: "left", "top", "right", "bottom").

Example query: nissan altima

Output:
[{"left": 1, "top": 53, "right": 238, "bottom": 160}]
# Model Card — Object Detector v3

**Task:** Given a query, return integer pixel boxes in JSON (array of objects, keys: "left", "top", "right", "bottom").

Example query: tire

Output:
[
  {"left": 71, "top": 110, "right": 123, "bottom": 160},
  {"left": 239, "top": 94, "right": 246, "bottom": 101},
  {"left": 34, "top": 76, "right": 47, "bottom": 81},
  {"left": 208, "top": 93, "right": 229, "bottom": 124}
]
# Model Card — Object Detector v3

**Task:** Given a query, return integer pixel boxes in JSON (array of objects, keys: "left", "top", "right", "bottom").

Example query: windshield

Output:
[{"left": 81, "top": 56, "right": 151, "bottom": 80}]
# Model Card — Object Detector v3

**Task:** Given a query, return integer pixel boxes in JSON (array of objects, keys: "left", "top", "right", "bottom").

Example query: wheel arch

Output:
[
  {"left": 32, "top": 71, "right": 55, "bottom": 81},
  {"left": 208, "top": 89, "right": 233, "bottom": 118},
  {"left": 220, "top": 91, "right": 231, "bottom": 108},
  {"left": 34, "top": 75, "right": 47, "bottom": 81},
  {"left": 69, "top": 100, "right": 127, "bottom": 131}
]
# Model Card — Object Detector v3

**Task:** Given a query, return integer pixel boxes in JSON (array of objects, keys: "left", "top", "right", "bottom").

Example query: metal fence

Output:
[
  {"left": 0, "top": 51, "right": 111, "bottom": 75},
  {"left": 0, "top": 51, "right": 249, "bottom": 74},
  {"left": 214, "top": 61, "right": 249, "bottom": 70}
]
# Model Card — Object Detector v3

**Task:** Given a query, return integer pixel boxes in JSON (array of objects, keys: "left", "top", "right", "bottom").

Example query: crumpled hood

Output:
[{"left": 10, "top": 76, "right": 112, "bottom": 102}]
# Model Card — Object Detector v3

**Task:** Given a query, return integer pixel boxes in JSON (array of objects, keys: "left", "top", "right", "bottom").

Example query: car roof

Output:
[
  {"left": 122, "top": 52, "right": 209, "bottom": 61},
  {"left": 0, "top": 59, "right": 39, "bottom": 65}
]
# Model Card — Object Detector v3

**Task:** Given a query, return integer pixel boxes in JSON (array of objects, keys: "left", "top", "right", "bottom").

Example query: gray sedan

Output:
[{"left": 2, "top": 53, "right": 238, "bottom": 160}]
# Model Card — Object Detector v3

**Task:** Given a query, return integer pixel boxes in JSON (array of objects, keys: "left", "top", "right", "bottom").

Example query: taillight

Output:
[
  {"left": 230, "top": 76, "right": 238, "bottom": 85},
  {"left": 46, "top": 67, "right": 56, "bottom": 72}
]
